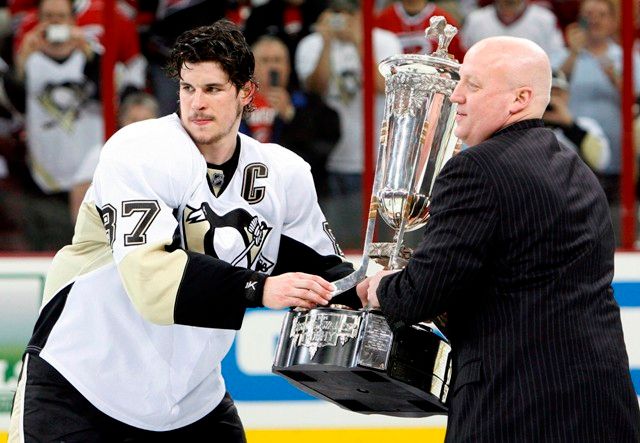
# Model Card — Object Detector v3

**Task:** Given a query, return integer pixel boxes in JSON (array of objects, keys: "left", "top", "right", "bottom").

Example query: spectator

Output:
[
  {"left": 295, "top": 0, "right": 401, "bottom": 247},
  {"left": 74, "top": 0, "right": 147, "bottom": 99},
  {"left": 224, "top": 0, "right": 253, "bottom": 30},
  {"left": 471, "top": 0, "right": 581, "bottom": 32},
  {"left": 13, "top": 0, "right": 102, "bottom": 250},
  {"left": 542, "top": 69, "right": 611, "bottom": 173},
  {"left": 0, "top": 56, "right": 27, "bottom": 250},
  {"left": 560, "top": 0, "right": 640, "bottom": 231},
  {"left": 462, "top": 0, "right": 567, "bottom": 68},
  {"left": 13, "top": 0, "right": 147, "bottom": 100},
  {"left": 69, "top": 91, "right": 160, "bottom": 221},
  {"left": 374, "top": 0, "right": 465, "bottom": 61},
  {"left": 241, "top": 35, "right": 340, "bottom": 196},
  {"left": 295, "top": 0, "right": 401, "bottom": 196},
  {"left": 243, "top": 0, "right": 327, "bottom": 88}
]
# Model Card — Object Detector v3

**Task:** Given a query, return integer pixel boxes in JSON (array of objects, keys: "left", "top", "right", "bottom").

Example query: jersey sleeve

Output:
[
  {"left": 93, "top": 123, "right": 262, "bottom": 330},
  {"left": 271, "top": 156, "right": 361, "bottom": 308}
]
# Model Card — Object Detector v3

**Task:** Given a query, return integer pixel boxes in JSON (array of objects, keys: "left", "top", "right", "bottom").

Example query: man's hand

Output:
[
  {"left": 263, "top": 272, "right": 334, "bottom": 310},
  {"left": 356, "top": 276, "right": 370, "bottom": 307},
  {"left": 543, "top": 95, "right": 573, "bottom": 127},
  {"left": 356, "top": 269, "right": 400, "bottom": 308},
  {"left": 264, "top": 87, "right": 295, "bottom": 122},
  {"left": 314, "top": 10, "right": 339, "bottom": 43}
]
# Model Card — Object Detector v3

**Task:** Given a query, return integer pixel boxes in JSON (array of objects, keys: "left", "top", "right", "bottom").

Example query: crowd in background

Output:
[{"left": 0, "top": 0, "right": 638, "bottom": 252}]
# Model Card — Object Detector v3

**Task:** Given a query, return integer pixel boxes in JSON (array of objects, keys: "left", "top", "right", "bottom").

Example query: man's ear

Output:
[
  {"left": 509, "top": 87, "right": 533, "bottom": 114},
  {"left": 240, "top": 81, "right": 256, "bottom": 105}
]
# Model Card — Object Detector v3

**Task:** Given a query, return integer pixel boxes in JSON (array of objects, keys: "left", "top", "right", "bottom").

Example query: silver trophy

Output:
[{"left": 273, "top": 17, "right": 461, "bottom": 417}]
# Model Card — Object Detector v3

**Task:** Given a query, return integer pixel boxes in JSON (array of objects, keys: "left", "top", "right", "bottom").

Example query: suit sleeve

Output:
[
  {"left": 378, "top": 153, "right": 498, "bottom": 329},
  {"left": 94, "top": 129, "right": 260, "bottom": 330}
]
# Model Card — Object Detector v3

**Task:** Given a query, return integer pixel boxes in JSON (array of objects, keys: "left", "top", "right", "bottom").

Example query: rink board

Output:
[{"left": 0, "top": 253, "right": 639, "bottom": 443}]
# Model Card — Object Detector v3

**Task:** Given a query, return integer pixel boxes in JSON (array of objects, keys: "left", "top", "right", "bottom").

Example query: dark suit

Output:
[{"left": 378, "top": 119, "right": 640, "bottom": 442}]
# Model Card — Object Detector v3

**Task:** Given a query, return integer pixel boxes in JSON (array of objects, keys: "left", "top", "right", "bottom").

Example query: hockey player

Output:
[{"left": 9, "top": 19, "right": 360, "bottom": 442}]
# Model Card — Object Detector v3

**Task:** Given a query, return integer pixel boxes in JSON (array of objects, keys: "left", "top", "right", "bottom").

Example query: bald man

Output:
[{"left": 357, "top": 37, "right": 640, "bottom": 442}]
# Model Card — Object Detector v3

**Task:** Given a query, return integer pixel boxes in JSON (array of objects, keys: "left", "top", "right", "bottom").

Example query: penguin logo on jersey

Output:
[
  {"left": 39, "top": 80, "right": 95, "bottom": 132},
  {"left": 183, "top": 203, "right": 274, "bottom": 271}
]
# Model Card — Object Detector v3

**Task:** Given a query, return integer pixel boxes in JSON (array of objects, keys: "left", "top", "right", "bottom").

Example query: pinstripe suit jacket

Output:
[{"left": 378, "top": 119, "right": 640, "bottom": 442}]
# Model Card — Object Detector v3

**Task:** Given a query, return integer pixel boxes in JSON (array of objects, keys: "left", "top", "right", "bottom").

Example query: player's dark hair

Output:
[{"left": 166, "top": 19, "right": 256, "bottom": 112}]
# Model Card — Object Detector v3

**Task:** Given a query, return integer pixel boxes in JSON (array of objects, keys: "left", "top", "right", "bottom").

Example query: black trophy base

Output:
[{"left": 273, "top": 364, "right": 447, "bottom": 417}]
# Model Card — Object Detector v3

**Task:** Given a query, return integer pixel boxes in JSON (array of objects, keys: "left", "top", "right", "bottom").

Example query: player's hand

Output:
[{"left": 263, "top": 272, "right": 334, "bottom": 310}]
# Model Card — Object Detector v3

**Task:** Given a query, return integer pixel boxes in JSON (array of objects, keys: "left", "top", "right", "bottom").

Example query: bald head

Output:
[
  {"left": 450, "top": 36, "right": 552, "bottom": 146},
  {"left": 468, "top": 37, "right": 552, "bottom": 117}
]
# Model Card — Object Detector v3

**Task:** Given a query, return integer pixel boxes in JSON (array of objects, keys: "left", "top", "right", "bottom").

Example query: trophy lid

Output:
[{"left": 378, "top": 16, "right": 460, "bottom": 81}]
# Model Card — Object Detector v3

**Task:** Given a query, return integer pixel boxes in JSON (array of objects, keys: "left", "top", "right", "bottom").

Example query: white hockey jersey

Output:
[
  {"left": 28, "top": 114, "right": 354, "bottom": 430},
  {"left": 25, "top": 50, "right": 103, "bottom": 193}
]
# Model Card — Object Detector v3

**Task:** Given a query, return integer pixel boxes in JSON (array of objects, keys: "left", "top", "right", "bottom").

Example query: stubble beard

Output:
[{"left": 189, "top": 103, "right": 244, "bottom": 148}]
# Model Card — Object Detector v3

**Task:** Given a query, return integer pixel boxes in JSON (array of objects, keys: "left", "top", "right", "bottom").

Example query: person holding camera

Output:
[
  {"left": 295, "top": 0, "right": 400, "bottom": 196},
  {"left": 242, "top": 36, "right": 296, "bottom": 144},
  {"left": 542, "top": 70, "right": 610, "bottom": 173},
  {"left": 14, "top": 0, "right": 95, "bottom": 80},
  {"left": 558, "top": 0, "right": 640, "bottom": 243},
  {"left": 241, "top": 35, "right": 341, "bottom": 196},
  {"left": 12, "top": 0, "right": 103, "bottom": 250},
  {"left": 295, "top": 0, "right": 400, "bottom": 246}
]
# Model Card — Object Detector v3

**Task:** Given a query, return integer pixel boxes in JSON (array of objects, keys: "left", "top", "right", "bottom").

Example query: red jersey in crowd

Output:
[
  {"left": 243, "top": 92, "right": 277, "bottom": 144},
  {"left": 13, "top": 0, "right": 141, "bottom": 65},
  {"left": 374, "top": 2, "right": 466, "bottom": 61}
]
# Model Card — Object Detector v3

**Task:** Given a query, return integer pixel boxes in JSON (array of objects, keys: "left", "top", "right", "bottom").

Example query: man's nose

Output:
[
  {"left": 191, "top": 90, "right": 205, "bottom": 109},
  {"left": 449, "top": 90, "right": 460, "bottom": 104}
]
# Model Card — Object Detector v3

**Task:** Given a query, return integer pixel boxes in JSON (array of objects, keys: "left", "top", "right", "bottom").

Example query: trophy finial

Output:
[{"left": 425, "top": 16, "right": 458, "bottom": 59}]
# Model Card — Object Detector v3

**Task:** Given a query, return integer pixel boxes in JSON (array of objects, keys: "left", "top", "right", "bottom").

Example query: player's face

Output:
[
  {"left": 179, "top": 61, "right": 252, "bottom": 153},
  {"left": 449, "top": 48, "right": 513, "bottom": 147}
]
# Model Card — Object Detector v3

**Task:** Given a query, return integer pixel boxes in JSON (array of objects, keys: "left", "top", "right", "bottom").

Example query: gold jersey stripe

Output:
[
  {"left": 42, "top": 201, "right": 113, "bottom": 304},
  {"left": 119, "top": 241, "right": 188, "bottom": 325}
]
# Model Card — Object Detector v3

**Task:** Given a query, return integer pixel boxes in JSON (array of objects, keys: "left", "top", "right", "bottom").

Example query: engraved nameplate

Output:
[
  {"left": 358, "top": 314, "right": 393, "bottom": 370},
  {"left": 290, "top": 311, "right": 361, "bottom": 358}
]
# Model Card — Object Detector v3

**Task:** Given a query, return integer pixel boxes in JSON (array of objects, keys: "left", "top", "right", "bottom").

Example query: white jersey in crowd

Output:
[
  {"left": 24, "top": 49, "right": 103, "bottom": 193},
  {"left": 295, "top": 28, "right": 402, "bottom": 174},
  {"left": 462, "top": 3, "right": 567, "bottom": 69},
  {"left": 18, "top": 114, "right": 351, "bottom": 431}
]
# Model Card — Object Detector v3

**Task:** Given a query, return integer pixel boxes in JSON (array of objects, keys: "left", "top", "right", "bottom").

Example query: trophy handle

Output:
[{"left": 330, "top": 205, "right": 376, "bottom": 296}]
